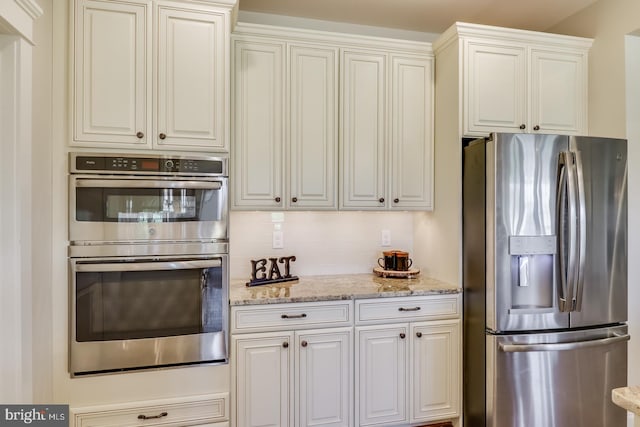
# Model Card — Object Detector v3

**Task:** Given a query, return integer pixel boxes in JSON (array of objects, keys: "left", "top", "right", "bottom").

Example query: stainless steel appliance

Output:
[
  {"left": 462, "top": 133, "right": 629, "bottom": 426},
  {"left": 68, "top": 153, "right": 229, "bottom": 376}
]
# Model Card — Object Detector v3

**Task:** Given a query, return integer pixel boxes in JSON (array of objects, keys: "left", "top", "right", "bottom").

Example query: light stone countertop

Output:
[
  {"left": 229, "top": 273, "right": 461, "bottom": 306},
  {"left": 612, "top": 386, "right": 640, "bottom": 416}
]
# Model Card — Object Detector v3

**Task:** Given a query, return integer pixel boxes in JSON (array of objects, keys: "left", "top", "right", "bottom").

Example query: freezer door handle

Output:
[{"left": 498, "top": 334, "right": 630, "bottom": 352}]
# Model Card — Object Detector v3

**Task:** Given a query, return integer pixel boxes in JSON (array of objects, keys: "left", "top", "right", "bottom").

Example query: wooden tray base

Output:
[{"left": 373, "top": 266, "right": 420, "bottom": 278}]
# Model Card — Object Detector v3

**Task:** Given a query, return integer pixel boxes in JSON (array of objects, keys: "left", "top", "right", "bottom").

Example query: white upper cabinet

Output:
[
  {"left": 72, "top": 0, "right": 235, "bottom": 151},
  {"left": 232, "top": 35, "right": 338, "bottom": 210},
  {"left": 435, "top": 22, "right": 592, "bottom": 137},
  {"left": 73, "top": 0, "right": 150, "bottom": 147},
  {"left": 232, "top": 39, "right": 285, "bottom": 209},
  {"left": 232, "top": 24, "right": 433, "bottom": 211},
  {"left": 340, "top": 49, "right": 387, "bottom": 210},
  {"left": 390, "top": 55, "right": 434, "bottom": 210},
  {"left": 288, "top": 44, "right": 339, "bottom": 210},
  {"left": 340, "top": 50, "right": 434, "bottom": 210}
]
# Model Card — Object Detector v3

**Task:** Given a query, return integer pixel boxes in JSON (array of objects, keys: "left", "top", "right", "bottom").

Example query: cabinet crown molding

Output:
[
  {"left": 433, "top": 21, "right": 593, "bottom": 54},
  {"left": 233, "top": 21, "right": 433, "bottom": 56},
  {"left": 14, "top": 0, "right": 43, "bottom": 20}
]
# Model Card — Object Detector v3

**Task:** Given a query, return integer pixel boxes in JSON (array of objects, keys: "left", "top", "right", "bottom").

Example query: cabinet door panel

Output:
[
  {"left": 340, "top": 50, "right": 387, "bottom": 209},
  {"left": 465, "top": 41, "right": 526, "bottom": 135},
  {"left": 530, "top": 49, "right": 586, "bottom": 135},
  {"left": 234, "top": 333, "right": 292, "bottom": 427},
  {"left": 73, "top": 0, "right": 150, "bottom": 147},
  {"left": 288, "top": 45, "right": 338, "bottom": 210},
  {"left": 356, "top": 325, "right": 408, "bottom": 426},
  {"left": 297, "top": 328, "right": 352, "bottom": 426},
  {"left": 411, "top": 320, "right": 461, "bottom": 423},
  {"left": 391, "top": 55, "right": 433, "bottom": 210},
  {"left": 232, "top": 40, "right": 285, "bottom": 209},
  {"left": 156, "top": 6, "right": 225, "bottom": 150}
]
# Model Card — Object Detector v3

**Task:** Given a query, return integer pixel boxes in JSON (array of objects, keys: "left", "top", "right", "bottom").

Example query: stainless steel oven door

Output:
[
  {"left": 69, "top": 176, "right": 228, "bottom": 244},
  {"left": 70, "top": 254, "right": 228, "bottom": 376}
]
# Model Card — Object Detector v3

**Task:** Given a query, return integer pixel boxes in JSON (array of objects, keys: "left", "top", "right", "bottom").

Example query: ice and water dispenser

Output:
[{"left": 508, "top": 235, "right": 557, "bottom": 314}]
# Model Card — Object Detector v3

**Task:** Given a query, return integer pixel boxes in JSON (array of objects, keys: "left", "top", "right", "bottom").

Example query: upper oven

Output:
[{"left": 69, "top": 153, "right": 228, "bottom": 246}]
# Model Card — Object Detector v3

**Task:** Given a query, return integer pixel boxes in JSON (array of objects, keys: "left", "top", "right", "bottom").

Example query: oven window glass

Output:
[
  {"left": 75, "top": 187, "right": 223, "bottom": 223},
  {"left": 75, "top": 266, "right": 223, "bottom": 342}
]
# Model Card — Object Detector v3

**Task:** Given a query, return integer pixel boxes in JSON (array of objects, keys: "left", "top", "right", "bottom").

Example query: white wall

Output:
[
  {"left": 229, "top": 211, "right": 415, "bottom": 278},
  {"left": 550, "top": 0, "right": 640, "bottom": 389}
]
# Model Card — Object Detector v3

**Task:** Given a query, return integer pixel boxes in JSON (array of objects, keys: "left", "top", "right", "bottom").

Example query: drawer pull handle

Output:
[
  {"left": 282, "top": 342, "right": 289, "bottom": 348},
  {"left": 398, "top": 307, "right": 421, "bottom": 312},
  {"left": 138, "top": 412, "right": 168, "bottom": 420},
  {"left": 399, "top": 333, "right": 406, "bottom": 339},
  {"left": 281, "top": 313, "right": 307, "bottom": 319},
  {"left": 301, "top": 340, "right": 308, "bottom": 347},
  {"left": 416, "top": 332, "right": 423, "bottom": 338}
]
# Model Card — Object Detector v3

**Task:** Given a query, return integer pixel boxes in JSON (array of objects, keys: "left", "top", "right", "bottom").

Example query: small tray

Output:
[{"left": 373, "top": 266, "right": 420, "bottom": 278}]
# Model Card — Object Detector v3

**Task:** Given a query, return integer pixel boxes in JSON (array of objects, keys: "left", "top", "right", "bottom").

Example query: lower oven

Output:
[{"left": 69, "top": 251, "right": 228, "bottom": 376}]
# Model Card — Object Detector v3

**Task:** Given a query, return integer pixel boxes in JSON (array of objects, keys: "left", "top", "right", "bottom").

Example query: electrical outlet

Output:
[
  {"left": 272, "top": 230, "right": 284, "bottom": 249},
  {"left": 381, "top": 229, "right": 391, "bottom": 246}
]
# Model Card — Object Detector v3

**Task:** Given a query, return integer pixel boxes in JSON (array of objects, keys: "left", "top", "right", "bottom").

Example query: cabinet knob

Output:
[
  {"left": 159, "top": 133, "right": 167, "bottom": 140},
  {"left": 393, "top": 198, "right": 399, "bottom": 203},
  {"left": 292, "top": 197, "right": 298, "bottom": 203},
  {"left": 275, "top": 197, "right": 281, "bottom": 203},
  {"left": 379, "top": 197, "right": 385, "bottom": 203},
  {"left": 136, "top": 131, "right": 144, "bottom": 139},
  {"left": 399, "top": 333, "right": 406, "bottom": 339},
  {"left": 416, "top": 332, "right": 423, "bottom": 338},
  {"left": 519, "top": 124, "right": 526, "bottom": 130},
  {"left": 533, "top": 125, "right": 540, "bottom": 131},
  {"left": 282, "top": 342, "right": 289, "bottom": 348},
  {"left": 301, "top": 340, "right": 308, "bottom": 347}
]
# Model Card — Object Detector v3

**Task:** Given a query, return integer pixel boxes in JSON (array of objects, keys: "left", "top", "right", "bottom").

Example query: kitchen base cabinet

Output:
[
  {"left": 355, "top": 295, "right": 461, "bottom": 426},
  {"left": 71, "top": 393, "right": 229, "bottom": 427},
  {"left": 231, "top": 301, "right": 354, "bottom": 427}
]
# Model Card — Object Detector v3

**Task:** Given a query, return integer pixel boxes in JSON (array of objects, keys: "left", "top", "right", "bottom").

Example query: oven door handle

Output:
[
  {"left": 75, "top": 179, "right": 223, "bottom": 190},
  {"left": 75, "top": 259, "right": 222, "bottom": 272}
]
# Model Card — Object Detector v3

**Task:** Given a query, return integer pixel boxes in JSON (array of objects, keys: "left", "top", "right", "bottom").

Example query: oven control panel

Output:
[{"left": 73, "top": 154, "right": 226, "bottom": 175}]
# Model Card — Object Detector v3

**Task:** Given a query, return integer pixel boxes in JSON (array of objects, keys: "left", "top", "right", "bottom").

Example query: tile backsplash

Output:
[{"left": 229, "top": 211, "right": 414, "bottom": 279}]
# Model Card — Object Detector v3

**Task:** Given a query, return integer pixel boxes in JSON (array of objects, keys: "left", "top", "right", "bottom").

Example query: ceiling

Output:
[{"left": 237, "top": 0, "right": 599, "bottom": 35}]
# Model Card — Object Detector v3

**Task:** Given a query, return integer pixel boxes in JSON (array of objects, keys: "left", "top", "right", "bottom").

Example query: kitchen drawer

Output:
[
  {"left": 72, "top": 393, "right": 228, "bottom": 427},
  {"left": 231, "top": 300, "right": 353, "bottom": 333},
  {"left": 355, "top": 294, "right": 461, "bottom": 325}
]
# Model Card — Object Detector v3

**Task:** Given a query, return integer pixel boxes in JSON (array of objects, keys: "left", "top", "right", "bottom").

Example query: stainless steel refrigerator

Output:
[{"left": 462, "top": 133, "right": 629, "bottom": 427}]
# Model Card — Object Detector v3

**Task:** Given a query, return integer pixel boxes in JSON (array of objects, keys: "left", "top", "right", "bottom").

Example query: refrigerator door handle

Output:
[
  {"left": 498, "top": 334, "right": 630, "bottom": 353},
  {"left": 556, "top": 152, "right": 571, "bottom": 312},
  {"left": 573, "top": 150, "right": 587, "bottom": 311}
]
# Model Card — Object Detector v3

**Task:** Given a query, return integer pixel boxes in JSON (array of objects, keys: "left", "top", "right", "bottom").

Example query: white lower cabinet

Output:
[
  {"left": 231, "top": 295, "right": 460, "bottom": 427},
  {"left": 231, "top": 301, "right": 354, "bottom": 427},
  {"left": 355, "top": 295, "right": 461, "bottom": 426},
  {"left": 71, "top": 393, "right": 229, "bottom": 427}
]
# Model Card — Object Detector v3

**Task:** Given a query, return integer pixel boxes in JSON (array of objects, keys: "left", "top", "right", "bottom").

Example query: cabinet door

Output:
[
  {"left": 356, "top": 324, "right": 408, "bottom": 426},
  {"left": 410, "top": 319, "right": 461, "bottom": 423},
  {"left": 233, "top": 333, "right": 293, "bottom": 427},
  {"left": 296, "top": 328, "right": 353, "bottom": 427},
  {"left": 73, "top": 0, "right": 151, "bottom": 147},
  {"left": 340, "top": 50, "right": 387, "bottom": 209},
  {"left": 530, "top": 48, "right": 587, "bottom": 135},
  {"left": 288, "top": 44, "right": 339, "bottom": 210},
  {"left": 232, "top": 39, "right": 285, "bottom": 209},
  {"left": 390, "top": 55, "right": 434, "bottom": 210},
  {"left": 156, "top": 4, "right": 226, "bottom": 150},
  {"left": 464, "top": 41, "right": 527, "bottom": 136}
]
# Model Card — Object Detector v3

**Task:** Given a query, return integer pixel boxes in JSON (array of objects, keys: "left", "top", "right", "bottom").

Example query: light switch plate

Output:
[{"left": 381, "top": 229, "right": 391, "bottom": 246}]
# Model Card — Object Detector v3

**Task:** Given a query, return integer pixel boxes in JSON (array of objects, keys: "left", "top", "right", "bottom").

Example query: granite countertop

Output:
[
  {"left": 612, "top": 386, "right": 640, "bottom": 416},
  {"left": 229, "top": 273, "right": 461, "bottom": 306}
]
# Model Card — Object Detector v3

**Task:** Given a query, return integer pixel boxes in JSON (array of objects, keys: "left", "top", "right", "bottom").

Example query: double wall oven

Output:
[{"left": 68, "top": 153, "right": 229, "bottom": 376}]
